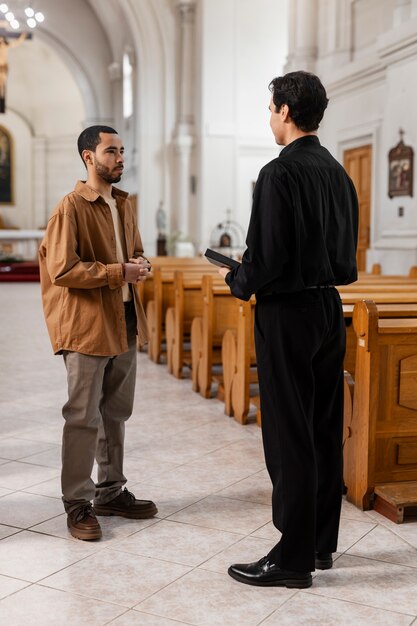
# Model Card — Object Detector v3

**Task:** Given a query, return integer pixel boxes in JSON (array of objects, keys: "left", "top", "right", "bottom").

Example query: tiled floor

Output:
[{"left": 0, "top": 282, "right": 417, "bottom": 625}]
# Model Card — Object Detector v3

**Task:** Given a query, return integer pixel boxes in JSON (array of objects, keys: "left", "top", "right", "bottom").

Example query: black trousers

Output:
[{"left": 255, "top": 287, "right": 345, "bottom": 572}]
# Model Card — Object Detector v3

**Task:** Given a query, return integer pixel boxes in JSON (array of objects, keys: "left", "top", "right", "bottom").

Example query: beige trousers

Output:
[{"left": 61, "top": 303, "right": 137, "bottom": 514}]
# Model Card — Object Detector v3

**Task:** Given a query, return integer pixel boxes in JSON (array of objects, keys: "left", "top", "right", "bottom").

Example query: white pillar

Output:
[
  {"left": 286, "top": 0, "right": 318, "bottom": 72},
  {"left": 108, "top": 61, "right": 123, "bottom": 131},
  {"left": 284, "top": 0, "right": 297, "bottom": 72},
  {"left": 394, "top": 0, "right": 411, "bottom": 26},
  {"left": 173, "top": 0, "right": 196, "bottom": 238},
  {"left": 333, "top": 0, "right": 352, "bottom": 66},
  {"left": 32, "top": 137, "right": 47, "bottom": 228}
]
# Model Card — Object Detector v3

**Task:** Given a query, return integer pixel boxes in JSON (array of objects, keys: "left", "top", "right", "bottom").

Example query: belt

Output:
[{"left": 260, "top": 285, "right": 335, "bottom": 297}]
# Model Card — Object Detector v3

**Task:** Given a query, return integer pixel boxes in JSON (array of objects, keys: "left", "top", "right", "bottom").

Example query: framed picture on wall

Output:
[
  {"left": 0, "top": 125, "right": 13, "bottom": 204},
  {"left": 388, "top": 129, "right": 414, "bottom": 198}
]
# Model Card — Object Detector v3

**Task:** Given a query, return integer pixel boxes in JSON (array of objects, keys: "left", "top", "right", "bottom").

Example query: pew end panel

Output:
[
  {"left": 169, "top": 271, "right": 213, "bottom": 379},
  {"left": 345, "top": 299, "right": 417, "bottom": 512},
  {"left": 222, "top": 329, "right": 237, "bottom": 417},
  {"left": 191, "top": 316, "right": 203, "bottom": 393},
  {"left": 195, "top": 276, "right": 233, "bottom": 398}
]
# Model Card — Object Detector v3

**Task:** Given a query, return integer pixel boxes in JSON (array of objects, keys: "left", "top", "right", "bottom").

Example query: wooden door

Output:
[{"left": 344, "top": 146, "right": 372, "bottom": 271}]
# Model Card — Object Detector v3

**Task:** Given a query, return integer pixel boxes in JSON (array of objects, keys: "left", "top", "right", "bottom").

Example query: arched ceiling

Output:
[
  {"left": 4, "top": 0, "right": 124, "bottom": 123},
  {"left": 7, "top": 36, "right": 85, "bottom": 136}
]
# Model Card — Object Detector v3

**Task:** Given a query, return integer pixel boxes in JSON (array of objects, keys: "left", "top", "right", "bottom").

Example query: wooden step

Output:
[{"left": 373, "top": 482, "right": 417, "bottom": 523}]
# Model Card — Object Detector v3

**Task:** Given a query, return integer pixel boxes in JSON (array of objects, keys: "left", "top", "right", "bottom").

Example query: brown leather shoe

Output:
[
  {"left": 67, "top": 504, "right": 102, "bottom": 540},
  {"left": 94, "top": 488, "right": 158, "bottom": 519}
]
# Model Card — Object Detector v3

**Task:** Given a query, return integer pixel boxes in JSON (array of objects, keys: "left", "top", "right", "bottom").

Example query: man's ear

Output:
[
  {"left": 281, "top": 104, "right": 290, "bottom": 122},
  {"left": 82, "top": 149, "right": 93, "bottom": 166}
]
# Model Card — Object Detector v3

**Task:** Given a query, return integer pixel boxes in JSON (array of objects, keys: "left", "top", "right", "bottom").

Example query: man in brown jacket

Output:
[{"left": 39, "top": 125, "right": 157, "bottom": 540}]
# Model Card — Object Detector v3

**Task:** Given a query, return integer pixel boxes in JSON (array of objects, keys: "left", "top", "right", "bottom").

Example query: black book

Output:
[{"left": 204, "top": 248, "right": 241, "bottom": 269}]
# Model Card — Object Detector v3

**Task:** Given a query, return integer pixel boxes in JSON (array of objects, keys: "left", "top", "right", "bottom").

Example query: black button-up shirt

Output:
[{"left": 226, "top": 135, "right": 359, "bottom": 301}]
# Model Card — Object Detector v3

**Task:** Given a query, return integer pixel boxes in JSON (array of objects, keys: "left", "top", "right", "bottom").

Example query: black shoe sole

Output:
[
  {"left": 315, "top": 559, "right": 333, "bottom": 570},
  {"left": 228, "top": 567, "right": 312, "bottom": 589}
]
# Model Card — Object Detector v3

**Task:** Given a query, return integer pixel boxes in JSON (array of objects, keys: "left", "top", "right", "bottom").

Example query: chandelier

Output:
[{"left": 0, "top": 3, "right": 45, "bottom": 31}]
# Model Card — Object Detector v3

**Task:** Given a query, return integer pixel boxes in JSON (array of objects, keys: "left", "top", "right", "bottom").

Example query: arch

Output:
[{"left": 34, "top": 29, "right": 99, "bottom": 123}]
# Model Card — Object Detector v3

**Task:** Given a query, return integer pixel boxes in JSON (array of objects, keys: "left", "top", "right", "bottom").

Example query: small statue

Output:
[
  {"left": 156, "top": 201, "right": 167, "bottom": 235},
  {"left": 156, "top": 201, "right": 167, "bottom": 255}
]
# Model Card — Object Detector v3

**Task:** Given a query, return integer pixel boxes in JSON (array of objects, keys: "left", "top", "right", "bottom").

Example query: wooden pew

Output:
[
  {"left": 165, "top": 270, "right": 225, "bottom": 377},
  {"left": 146, "top": 263, "right": 219, "bottom": 363},
  {"left": 136, "top": 257, "right": 210, "bottom": 351},
  {"left": 220, "top": 289, "right": 417, "bottom": 428},
  {"left": 221, "top": 298, "right": 258, "bottom": 425},
  {"left": 344, "top": 300, "right": 417, "bottom": 517},
  {"left": 190, "top": 275, "right": 238, "bottom": 398},
  {"left": 344, "top": 302, "right": 417, "bottom": 376},
  {"left": 137, "top": 256, "right": 213, "bottom": 308},
  {"left": 358, "top": 264, "right": 417, "bottom": 279}
]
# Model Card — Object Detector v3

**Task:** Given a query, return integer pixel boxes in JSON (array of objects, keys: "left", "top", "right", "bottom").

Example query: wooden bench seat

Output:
[
  {"left": 165, "top": 271, "right": 226, "bottom": 378},
  {"left": 190, "top": 276, "right": 239, "bottom": 398},
  {"left": 146, "top": 264, "right": 219, "bottom": 363},
  {"left": 343, "top": 300, "right": 417, "bottom": 513},
  {"left": 222, "top": 298, "right": 257, "bottom": 424},
  {"left": 136, "top": 257, "right": 213, "bottom": 347}
]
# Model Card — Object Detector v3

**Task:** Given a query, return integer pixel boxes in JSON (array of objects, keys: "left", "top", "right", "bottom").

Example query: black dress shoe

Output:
[
  {"left": 94, "top": 488, "right": 157, "bottom": 519},
  {"left": 228, "top": 556, "right": 312, "bottom": 588},
  {"left": 315, "top": 552, "right": 333, "bottom": 570}
]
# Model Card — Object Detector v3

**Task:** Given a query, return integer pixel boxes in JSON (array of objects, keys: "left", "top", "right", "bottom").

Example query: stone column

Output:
[
  {"left": 286, "top": 0, "right": 318, "bottom": 72},
  {"left": 173, "top": 0, "right": 196, "bottom": 238},
  {"left": 108, "top": 61, "right": 123, "bottom": 131},
  {"left": 32, "top": 137, "right": 47, "bottom": 228},
  {"left": 333, "top": 0, "right": 352, "bottom": 66},
  {"left": 394, "top": 0, "right": 411, "bottom": 25}
]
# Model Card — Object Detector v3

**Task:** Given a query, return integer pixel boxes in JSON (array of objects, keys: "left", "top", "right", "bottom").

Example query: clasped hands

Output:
[{"left": 123, "top": 257, "right": 151, "bottom": 283}]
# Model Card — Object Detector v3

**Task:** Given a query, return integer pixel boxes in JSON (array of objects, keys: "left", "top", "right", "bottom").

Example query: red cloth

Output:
[{"left": 0, "top": 262, "right": 40, "bottom": 281}]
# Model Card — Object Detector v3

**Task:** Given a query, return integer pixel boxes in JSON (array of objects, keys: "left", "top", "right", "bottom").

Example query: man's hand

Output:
[
  {"left": 218, "top": 267, "right": 231, "bottom": 279},
  {"left": 123, "top": 257, "right": 151, "bottom": 283}
]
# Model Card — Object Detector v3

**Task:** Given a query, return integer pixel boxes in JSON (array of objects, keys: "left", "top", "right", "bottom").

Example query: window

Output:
[{"left": 123, "top": 52, "right": 133, "bottom": 119}]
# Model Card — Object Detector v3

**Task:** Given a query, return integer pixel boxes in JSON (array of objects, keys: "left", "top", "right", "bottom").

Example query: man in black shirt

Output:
[{"left": 220, "top": 71, "right": 358, "bottom": 589}]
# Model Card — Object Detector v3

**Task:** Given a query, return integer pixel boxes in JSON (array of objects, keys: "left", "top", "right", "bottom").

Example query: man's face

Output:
[
  {"left": 88, "top": 133, "right": 125, "bottom": 184},
  {"left": 269, "top": 96, "right": 285, "bottom": 145}
]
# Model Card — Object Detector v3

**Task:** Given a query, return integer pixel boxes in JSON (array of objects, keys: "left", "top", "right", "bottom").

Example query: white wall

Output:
[
  {"left": 197, "top": 0, "right": 289, "bottom": 254},
  {"left": 316, "top": 2, "right": 417, "bottom": 273},
  {"left": 8, "top": 38, "right": 85, "bottom": 137},
  {"left": 0, "top": 36, "right": 86, "bottom": 231}
]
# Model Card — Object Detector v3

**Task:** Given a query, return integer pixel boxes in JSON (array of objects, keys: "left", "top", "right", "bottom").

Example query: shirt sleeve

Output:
[
  {"left": 44, "top": 202, "right": 124, "bottom": 290},
  {"left": 225, "top": 168, "right": 293, "bottom": 301}
]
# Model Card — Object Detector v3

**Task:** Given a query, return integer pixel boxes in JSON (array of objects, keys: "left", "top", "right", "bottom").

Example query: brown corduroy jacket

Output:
[{"left": 39, "top": 181, "right": 148, "bottom": 356}]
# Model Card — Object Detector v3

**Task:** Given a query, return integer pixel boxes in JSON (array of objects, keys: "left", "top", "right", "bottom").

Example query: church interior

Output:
[{"left": 1, "top": 0, "right": 417, "bottom": 624}]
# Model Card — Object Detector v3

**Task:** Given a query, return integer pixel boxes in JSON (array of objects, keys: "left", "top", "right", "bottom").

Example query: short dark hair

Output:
[
  {"left": 269, "top": 71, "right": 329, "bottom": 132},
  {"left": 77, "top": 125, "right": 118, "bottom": 164}
]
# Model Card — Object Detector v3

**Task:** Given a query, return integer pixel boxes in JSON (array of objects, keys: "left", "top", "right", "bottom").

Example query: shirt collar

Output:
[
  {"left": 279, "top": 135, "right": 320, "bottom": 158},
  {"left": 74, "top": 180, "right": 129, "bottom": 202}
]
